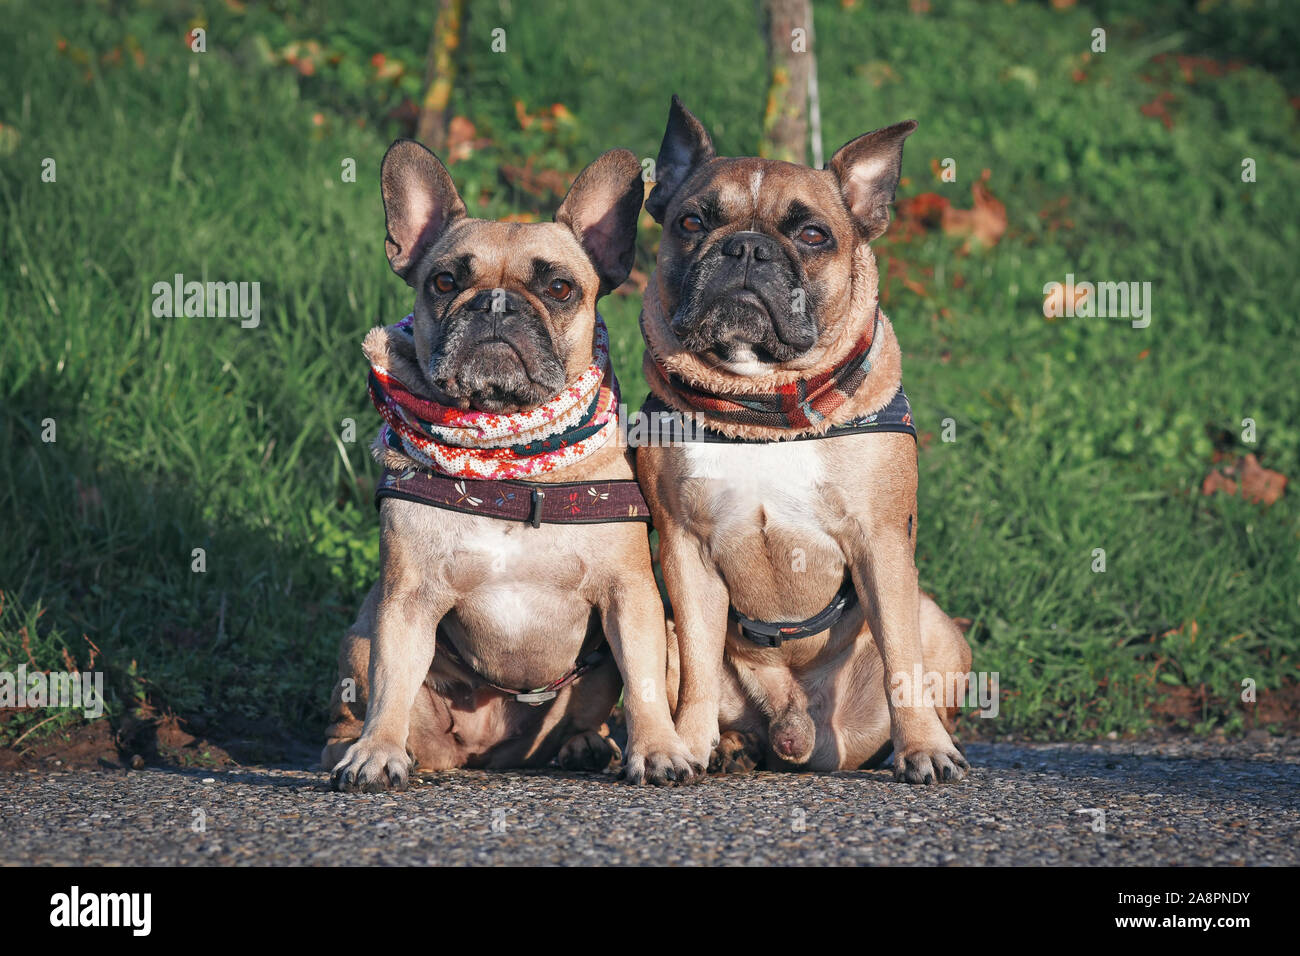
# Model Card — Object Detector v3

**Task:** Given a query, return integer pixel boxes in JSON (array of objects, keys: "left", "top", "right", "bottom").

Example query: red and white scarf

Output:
[{"left": 365, "top": 314, "right": 620, "bottom": 480}]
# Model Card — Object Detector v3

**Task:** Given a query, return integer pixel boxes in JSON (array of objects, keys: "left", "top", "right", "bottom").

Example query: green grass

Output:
[{"left": 1, "top": 0, "right": 1297, "bottom": 751}]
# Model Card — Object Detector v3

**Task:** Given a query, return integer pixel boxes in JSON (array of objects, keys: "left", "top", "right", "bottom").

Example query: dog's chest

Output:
[
  {"left": 448, "top": 519, "right": 585, "bottom": 591},
  {"left": 678, "top": 442, "right": 832, "bottom": 535},
  {"left": 404, "top": 507, "right": 593, "bottom": 638}
]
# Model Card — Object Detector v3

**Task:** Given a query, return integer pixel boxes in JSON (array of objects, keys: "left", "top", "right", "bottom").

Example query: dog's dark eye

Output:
[
  {"left": 799, "top": 226, "right": 829, "bottom": 245},
  {"left": 546, "top": 278, "right": 573, "bottom": 301},
  {"left": 679, "top": 214, "right": 704, "bottom": 233},
  {"left": 432, "top": 272, "right": 457, "bottom": 294}
]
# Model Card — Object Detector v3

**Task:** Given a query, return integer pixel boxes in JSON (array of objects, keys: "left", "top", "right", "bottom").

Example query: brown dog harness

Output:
[{"left": 375, "top": 467, "right": 651, "bottom": 526}]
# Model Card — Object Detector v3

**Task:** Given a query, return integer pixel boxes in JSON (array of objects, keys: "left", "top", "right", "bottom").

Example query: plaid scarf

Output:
[
  {"left": 644, "top": 313, "right": 880, "bottom": 431},
  {"left": 366, "top": 314, "right": 620, "bottom": 480}
]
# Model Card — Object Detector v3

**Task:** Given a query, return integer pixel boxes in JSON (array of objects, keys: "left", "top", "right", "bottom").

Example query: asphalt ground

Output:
[{"left": 2, "top": 735, "right": 1296, "bottom": 866}]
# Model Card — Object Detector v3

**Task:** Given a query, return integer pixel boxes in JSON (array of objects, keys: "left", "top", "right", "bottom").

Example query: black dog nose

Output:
[
  {"left": 720, "top": 230, "right": 779, "bottom": 263},
  {"left": 466, "top": 288, "right": 519, "bottom": 314}
]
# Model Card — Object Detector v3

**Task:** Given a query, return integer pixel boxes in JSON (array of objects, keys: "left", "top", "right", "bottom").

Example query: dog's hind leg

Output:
[
  {"left": 554, "top": 651, "right": 624, "bottom": 771},
  {"left": 322, "top": 582, "right": 463, "bottom": 773},
  {"left": 321, "top": 584, "right": 380, "bottom": 770},
  {"left": 709, "top": 729, "right": 764, "bottom": 773},
  {"left": 557, "top": 729, "right": 621, "bottom": 772},
  {"left": 840, "top": 596, "right": 970, "bottom": 772},
  {"left": 708, "top": 642, "right": 769, "bottom": 773},
  {"left": 485, "top": 647, "right": 623, "bottom": 770},
  {"left": 918, "top": 591, "right": 973, "bottom": 734}
]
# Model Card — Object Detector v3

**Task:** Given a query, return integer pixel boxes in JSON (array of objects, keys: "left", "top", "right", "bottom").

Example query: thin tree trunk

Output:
[
  {"left": 806, "top": 3, "right": 823, "bottom": 167},
  {"left": 416, "top": 0, "right": 465, "bottom": 152},
  {"left": 759, "top": 0, "right": 811, "bottom": 165}
]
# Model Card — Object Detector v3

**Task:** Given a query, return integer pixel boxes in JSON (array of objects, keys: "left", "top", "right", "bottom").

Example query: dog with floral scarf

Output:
[{"left": 326, "top": 140, "right": 698, "bottom": 790}]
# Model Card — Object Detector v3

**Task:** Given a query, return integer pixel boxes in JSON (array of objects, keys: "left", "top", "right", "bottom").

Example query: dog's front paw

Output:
[
  {"left": 622, "top": 729, "right": 701, "bottom": 786},
  {"left": 708, "top": 730, "right": 762, "bottom": 774},
  {"left": 892, "top": 734, "right": 969, "bottom": 784},
  {"left": 330, "top": 738, "right": 412, "bottom": 792},
  {"left": 558, "top": 730, "right": 621, "bottom": 772}
]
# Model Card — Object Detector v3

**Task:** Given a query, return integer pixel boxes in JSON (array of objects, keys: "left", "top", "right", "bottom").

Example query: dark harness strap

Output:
[
  {"left": 436, "top": 630, "right": 607, "bottom": 706},
  {"left": 729, "top": 576, "right": 859, "bottom": 648},
  {"left": 634, "top": 386, "right": 916, "bottom": 446},
  {"left": 375, "top": 468, "right": 651, "bottom": 526}
]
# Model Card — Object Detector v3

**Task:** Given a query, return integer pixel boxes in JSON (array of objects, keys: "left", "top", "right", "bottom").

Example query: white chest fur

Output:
[
  {"left": 448, "top": 518, "right": 528, "bottom": 573},
  {"left": 680, "top": 441, "right": 829, "bottom": 533}
]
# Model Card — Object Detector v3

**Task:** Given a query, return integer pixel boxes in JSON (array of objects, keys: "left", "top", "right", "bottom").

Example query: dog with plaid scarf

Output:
[{"left": 635, "top": 98, "right": 973, "bottom": 781}]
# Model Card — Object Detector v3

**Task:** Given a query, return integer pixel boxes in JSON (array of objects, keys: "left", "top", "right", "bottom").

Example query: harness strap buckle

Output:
[
  {"left": 514, "top": 690, "right": 558, "bottom": 705},
  {"left": 527, "top": 489, "right": 545, "bottom": 528}
]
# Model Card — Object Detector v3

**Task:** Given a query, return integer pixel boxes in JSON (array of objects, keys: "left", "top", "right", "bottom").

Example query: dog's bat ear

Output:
[
  {"left": 380, "top": 139, "right": 466, "bottom": 283},
  {"left": 556, "top": 147, "right": 645, "bottom": 296},
  {"left": 644, "top": 95, "right": 715, "bottom": 224},
  {"left": 828, "top": 120, "right": 917, "bottom": 241}
]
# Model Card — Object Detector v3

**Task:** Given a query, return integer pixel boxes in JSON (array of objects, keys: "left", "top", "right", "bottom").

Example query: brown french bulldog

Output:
[
  {"left": 325, "top": 140, "right": 698, "bottom": 791},
  {"left": 635, "top": 97, "right": 973, "bottom": 782}
]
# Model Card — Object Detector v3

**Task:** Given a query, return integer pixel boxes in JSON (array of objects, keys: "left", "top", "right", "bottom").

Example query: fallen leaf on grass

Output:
[
  {"left": 1201, "top": 453, "right": 1288, "bottom": 506},
  {"left": 940, "top": 169, "right": 1006, "bottom": 250},
  {"left": 1151, "top": 53, "right": 1245, "bottom": 84},
  {"left": 1140, "top": 90, "right": 1177, "bottom": 129},
  {"left": 894, "top": 191, "right": 948, "bottom": 239},
  {"left": 513, "top": 100, "right": 575, "bottom": 133}
]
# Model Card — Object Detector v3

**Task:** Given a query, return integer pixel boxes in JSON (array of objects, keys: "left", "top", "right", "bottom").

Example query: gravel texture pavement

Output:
[{"left": 2, "top": 736, "right": 1296, "bottom": 866}]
